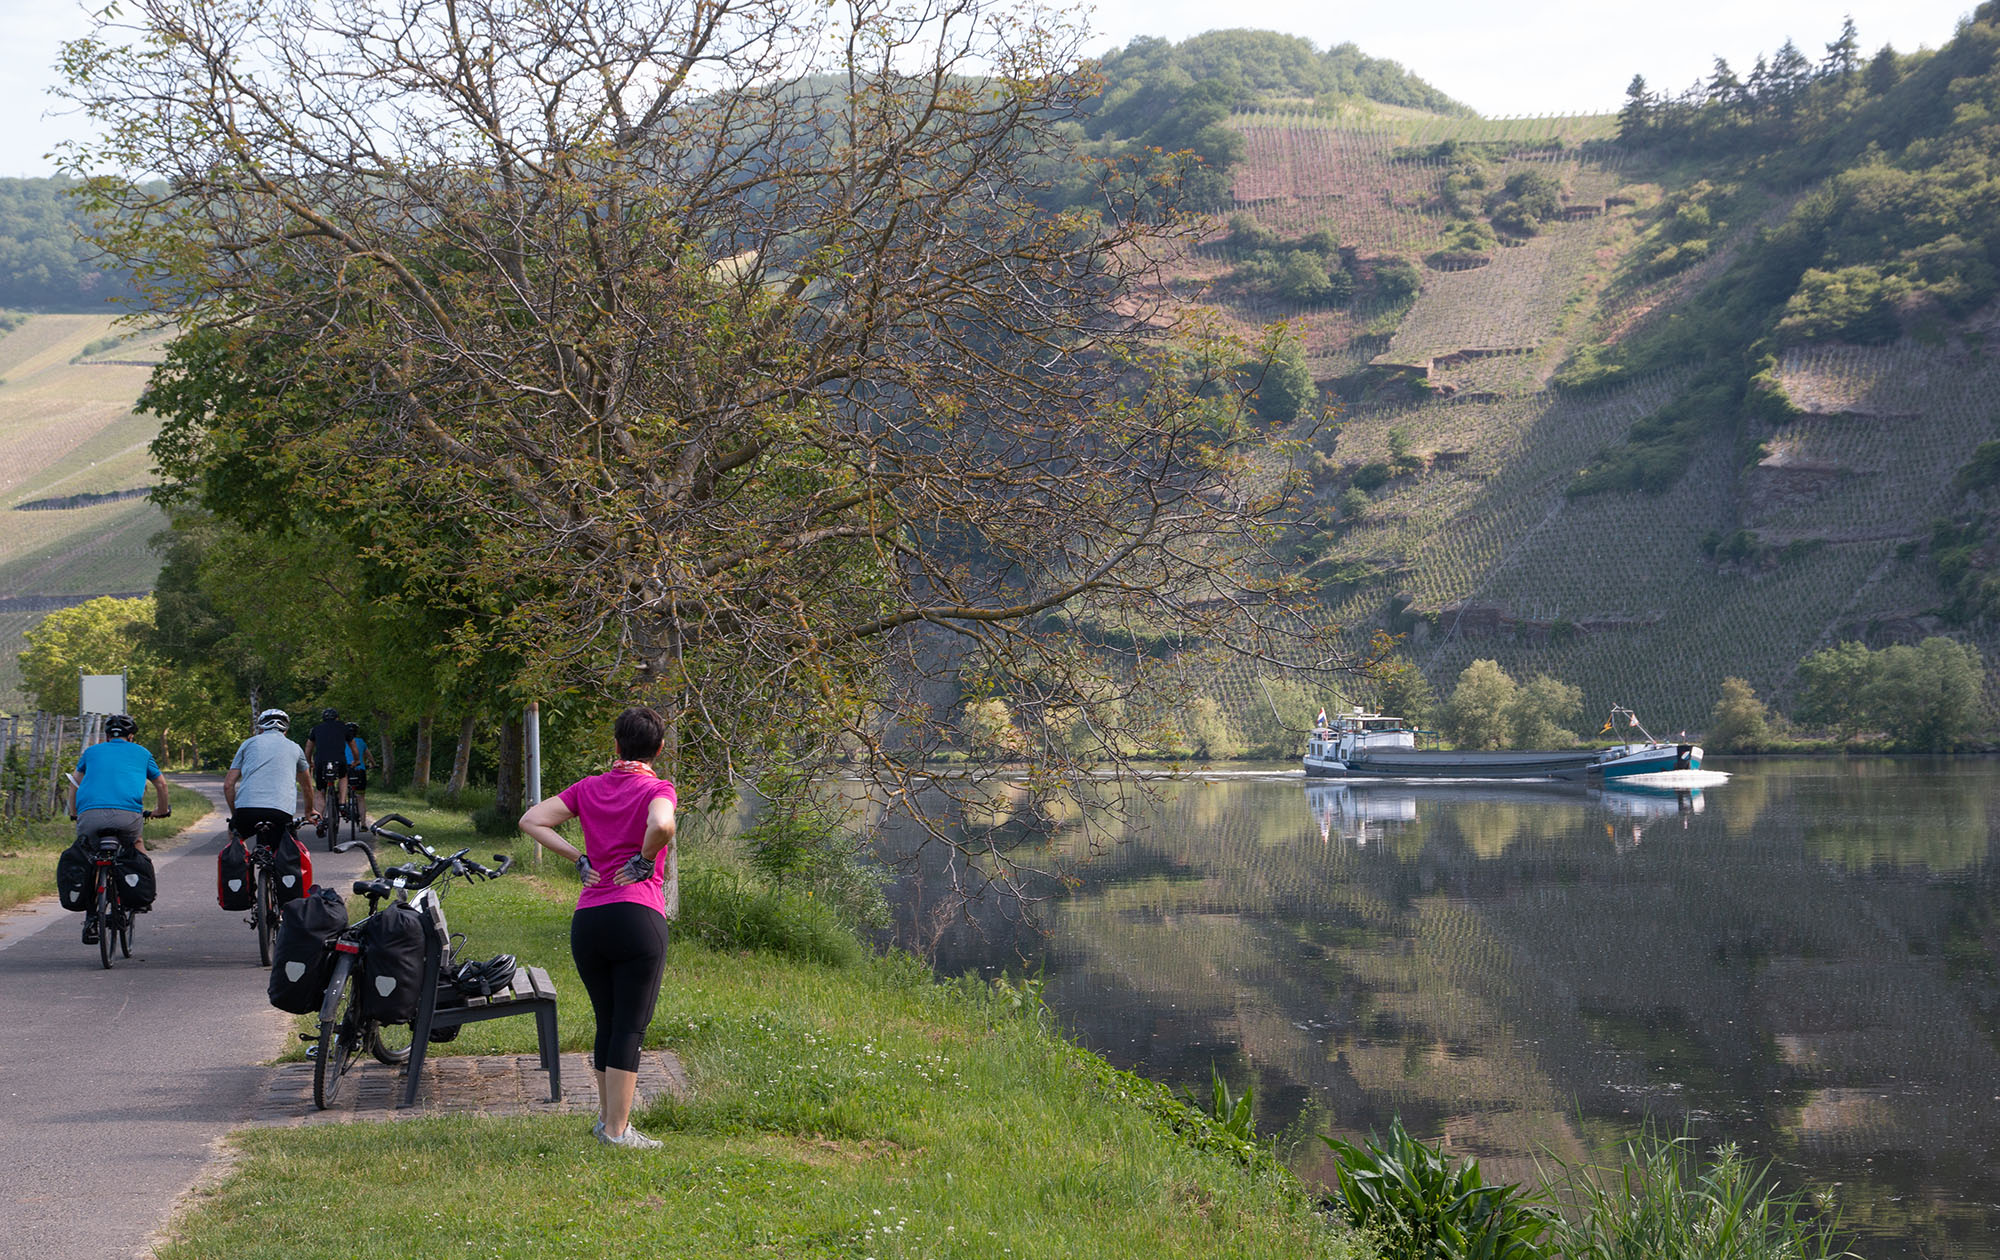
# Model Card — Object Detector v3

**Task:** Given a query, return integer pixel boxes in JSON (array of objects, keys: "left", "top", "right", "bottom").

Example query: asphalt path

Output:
[{"left": 0, "top": 776, "right": 374, "bottom": 1258}]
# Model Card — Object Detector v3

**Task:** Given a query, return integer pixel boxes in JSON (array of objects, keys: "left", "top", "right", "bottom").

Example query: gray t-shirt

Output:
[{"left": 229, "top": 731, "right": 309, "bottom": 812}]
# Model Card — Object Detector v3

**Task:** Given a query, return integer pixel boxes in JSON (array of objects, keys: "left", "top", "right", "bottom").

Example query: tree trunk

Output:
[
  {"left": 496, "top": 711, "right": 522, "bottom": 819},
  {"left": 446, "top": 713, "right": 476, "bottom": 797},
  {"left": 411, "top": 712, "right": 435, "bottom": 792},
  {"left": 372, "top": 708, "right": 394, "bottom": 787}
]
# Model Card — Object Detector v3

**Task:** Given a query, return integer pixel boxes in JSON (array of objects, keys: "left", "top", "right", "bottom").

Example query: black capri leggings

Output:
[{"left": 569, "top": 902, "right": 669, "bottom": 1074}]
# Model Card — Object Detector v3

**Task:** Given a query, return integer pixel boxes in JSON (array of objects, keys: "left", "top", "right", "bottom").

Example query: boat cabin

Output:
[{"left": 1307, "top": 710, "right": 1417, "bottom": 764}]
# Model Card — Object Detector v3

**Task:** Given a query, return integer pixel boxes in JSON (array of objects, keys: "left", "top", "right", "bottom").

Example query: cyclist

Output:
[
  {"left": 342, "top": 720, "right": 370, "bottom": 830},
  {"left": 224, "top": 708, "right": 318, "bottom": 843},
  {"left": 67, "top": 714, "right": 171, "bottom": 944},
  {"left": 303, "top": 707, "right": 350, "bottom": 844}
]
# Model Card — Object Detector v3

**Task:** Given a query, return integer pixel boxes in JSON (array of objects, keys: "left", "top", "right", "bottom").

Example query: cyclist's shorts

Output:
[
  {"left": 232, "top": 806, "right": 293, "bottom": 847},
  {"left": 314, "top": 762, "right": 347, "bottom": 789},
  {"left": 346, "top": 768, "right": 369, "bottom": 792}
]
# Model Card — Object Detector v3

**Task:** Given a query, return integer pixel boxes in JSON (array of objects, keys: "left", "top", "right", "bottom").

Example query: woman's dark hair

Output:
[{"left": 614, "top": 706, "right": 667, "bottom": 760}]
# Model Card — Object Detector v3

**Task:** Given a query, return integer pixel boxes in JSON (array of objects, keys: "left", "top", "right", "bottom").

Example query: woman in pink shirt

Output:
[{"left": 518, "top": 706, "right": 678, "bottom": 1150}]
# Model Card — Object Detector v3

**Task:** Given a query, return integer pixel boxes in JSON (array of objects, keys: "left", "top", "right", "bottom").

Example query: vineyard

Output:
[
  {"left": 1202, "top": 118, "right": 1636, "bottom": 383},
  {"left": 0, "top": 313, "right": 166, "bottom": 709},
  {"left": 1137, "top": 101, "right": 2000, "bottom": 737}
]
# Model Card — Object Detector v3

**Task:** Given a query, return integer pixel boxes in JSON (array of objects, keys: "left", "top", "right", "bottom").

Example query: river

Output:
[{"left": 875, "top": 758, "right": 2000, "bottom": 1259}]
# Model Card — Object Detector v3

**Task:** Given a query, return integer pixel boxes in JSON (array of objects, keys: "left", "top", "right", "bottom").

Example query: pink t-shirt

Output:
[{"left": 558, "top": 771, "right": 679, "bottom": 918}]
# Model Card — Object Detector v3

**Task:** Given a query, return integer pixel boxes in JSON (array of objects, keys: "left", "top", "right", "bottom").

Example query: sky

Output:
[{"left": 0, "top": 0, "right": 1981, "bottom": 177}]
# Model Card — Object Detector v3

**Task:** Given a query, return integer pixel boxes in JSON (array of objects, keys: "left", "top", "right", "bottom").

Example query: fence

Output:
[{"left": 0, "top": 712, "right": 109, "bottom": 820}]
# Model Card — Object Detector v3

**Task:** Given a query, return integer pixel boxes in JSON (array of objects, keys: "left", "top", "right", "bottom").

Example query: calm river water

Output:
[{"left": 876, "top": 759, "right": 2000, "bottom": 1260}]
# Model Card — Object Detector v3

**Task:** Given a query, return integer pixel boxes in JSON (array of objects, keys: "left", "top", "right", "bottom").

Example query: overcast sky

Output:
[{"left": 0, "top": 0, "right": 1979, "bottom": 177}]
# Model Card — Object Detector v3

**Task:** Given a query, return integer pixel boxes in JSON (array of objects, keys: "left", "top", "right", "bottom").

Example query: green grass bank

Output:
[
  {"left": 161, "top": 794, "right": 1366, "bottom": 1260},
  {"left": 0, "top": 782, "right": 211, "bottom": 913}
]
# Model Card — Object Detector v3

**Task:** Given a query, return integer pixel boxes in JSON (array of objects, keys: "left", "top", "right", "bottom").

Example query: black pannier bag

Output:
[
  {"left": 359, "top": 900, "right": 426, "bottom": 1023},
  {"left": 271, "top": 831, "right": 312, "bottom": 902},
  {"left": 268, "top": 886, "right": 349, "bottom": 1014},
  {"left": 114, "top": 846, "right": 156, "bottom": 911},
  {"left": 56, "top": 842, "right": 94, "bottom": 912},
  {"left": 217, "top": 835, "right": 254, "bottom": 910}
]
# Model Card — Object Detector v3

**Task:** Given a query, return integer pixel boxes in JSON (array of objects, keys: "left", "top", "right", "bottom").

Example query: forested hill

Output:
[{"left": 0, "top": 179, "right": 130, "bottom": 311}]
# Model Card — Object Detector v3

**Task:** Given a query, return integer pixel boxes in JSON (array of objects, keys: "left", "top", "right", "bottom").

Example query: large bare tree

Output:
[{"left": 63, "top": 0, "right": 1356, "bottom": 869}]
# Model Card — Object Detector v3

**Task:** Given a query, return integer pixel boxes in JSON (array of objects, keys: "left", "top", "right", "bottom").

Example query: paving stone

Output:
[{"left": 250, "top": 1050, "right": 688, "bottom": 1127}]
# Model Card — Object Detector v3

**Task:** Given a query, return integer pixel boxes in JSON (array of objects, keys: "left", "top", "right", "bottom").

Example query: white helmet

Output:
[{"left": 256, "top": 708, "right": 290, "bottom": 732}]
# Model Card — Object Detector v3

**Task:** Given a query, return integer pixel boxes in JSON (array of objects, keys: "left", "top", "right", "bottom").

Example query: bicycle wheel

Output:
[
  {"left": 255, "top": 865, "right": 274, "bottom": 967},
  {"left": 96, "top": 880, "right": 114, "bottom": 970},
  {"left": 313, "top": 955, "right": 360, "bottom": 1109},
  {"left": 369, "top": 1016, "right": 414, "bottom": 1065}
]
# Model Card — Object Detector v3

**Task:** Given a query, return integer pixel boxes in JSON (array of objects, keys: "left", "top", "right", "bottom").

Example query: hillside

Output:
[
  {"left": 0, "top": 313, "right": 167, "bottom": 707},
  {"left": 1168, "top": 11, "right": 2000, "bottom": 737}
]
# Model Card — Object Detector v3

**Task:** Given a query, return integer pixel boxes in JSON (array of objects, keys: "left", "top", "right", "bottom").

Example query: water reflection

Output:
[{"left": 876, "top": 760, "right": 2000, "bottom": 1260}]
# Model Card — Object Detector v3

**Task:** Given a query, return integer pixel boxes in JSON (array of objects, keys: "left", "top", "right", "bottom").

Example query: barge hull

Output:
[{"left": 1305, "top": 749, "right": 1604, "bottom": 781}]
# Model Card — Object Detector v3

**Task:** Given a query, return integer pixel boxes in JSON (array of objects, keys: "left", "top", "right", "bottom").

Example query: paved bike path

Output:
[{"left": 0, "top": 776, "right": 371, "bottom": 1259}]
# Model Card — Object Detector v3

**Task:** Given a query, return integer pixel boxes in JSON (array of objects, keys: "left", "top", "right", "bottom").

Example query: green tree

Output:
[
  {"left": 1371, "top": 656, "right": 1437, "bottom": 730},
  {"left": 1794, "top": 640, "right": 1877, "bottom": 739},
  {"left": 1866, "top": 637, "right": 1983, "bottom": 750},
  {"left": 1180, "top": 696, "right": 1246, "bottom": 760},
  {"left": 1442, "top": 659, "right": 1517, "bottom": 750},
  {"left": 18, "top": 596, "right": 239, "bottom": 766},
  {"left": 1251, "top": 339, "right": 1317, "bottom": 423},
  {"left": 1707, "top": 676, "right": 1770, "bottom": 751},
  {"left": 1507, "top": 673, "right": 1581, "bottom": 748},
  {"left": 1242, "top": 678, "right": 1317, "bottom": 758},
  {"left": 961, "top": 698, "right": 1025, "bottom": 761},
  {"left": 68, "top": 0, "right": 1358, "bottom": 817}
]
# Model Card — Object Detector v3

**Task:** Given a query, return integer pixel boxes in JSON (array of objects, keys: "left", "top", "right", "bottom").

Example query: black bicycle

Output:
[
  {"left": 312, "top": 766, "right": 352, "bottom": 852},
  {"left": 81, "top": 811, "right": 154, "bottom": 969},
  {"left": 237, "top": 815, "right": 305, "bottom": 967},
  {"left": 309, "top": 814, "right": 510, "bottom": 1109}
]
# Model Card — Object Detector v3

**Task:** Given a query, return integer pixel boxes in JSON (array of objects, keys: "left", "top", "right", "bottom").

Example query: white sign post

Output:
[{"left": 79, "top": 672, "right": 127, "bottom": 717}]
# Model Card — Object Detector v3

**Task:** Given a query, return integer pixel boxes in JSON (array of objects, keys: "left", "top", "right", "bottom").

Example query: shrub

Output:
[
  {"left": 1508, "top": 674, "right": 1581, "bottom": 748},
  {"left": 1707, "top": 677, "right": 1770, "bottom": 751},
  {"left": 1867, "top": 637, "right": 1983, "bottom": 751},
  {"left": 676, "top": 866, "right": 865, "bottom": 968},
  {"left": 1180, "top": 696, "right": 1245, "bottom": 760},
  {"left": 1321, "top": 1116, "right": 1553, "bottom": 1260},
  {"left": 1373, "top": 257, "right": 1422, "bottom": 302},
  {"left": 1776, "top": 265, "right": 1910, "bottom": 344}
]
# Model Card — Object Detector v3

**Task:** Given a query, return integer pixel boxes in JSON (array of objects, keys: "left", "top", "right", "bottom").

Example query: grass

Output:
[
  {"left": 0, "top": 781, "right": 213, "bottom": 912},
  {"left": 162, "top": 793, "right": 1369, "bottom": 1260}
]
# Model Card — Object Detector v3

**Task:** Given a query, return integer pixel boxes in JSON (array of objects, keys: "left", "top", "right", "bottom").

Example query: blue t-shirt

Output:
[
  {"left": 346, "top": 736, "right": 367, "bottom": 766},
  {"left": 74, "top": 739, "right": 161, "bottom": 814}
]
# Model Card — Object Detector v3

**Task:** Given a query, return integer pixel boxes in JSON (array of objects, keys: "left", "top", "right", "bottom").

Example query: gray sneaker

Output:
[
  {"left": 590, "top": 1120, "right": 605, "bottom": 1141},
  {"left": 597, "top": 1123, "right": 661, "bottom": 1150}
]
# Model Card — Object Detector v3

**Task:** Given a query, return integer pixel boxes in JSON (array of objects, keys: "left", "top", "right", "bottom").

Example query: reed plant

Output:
[{"left": 1540, "top": 1129, "right": 1856, "bottom": 1260}]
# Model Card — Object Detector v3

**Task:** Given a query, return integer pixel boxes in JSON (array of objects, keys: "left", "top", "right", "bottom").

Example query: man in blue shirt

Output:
[{"left": 69, "top": 714, "right": 171, "bottom": 851}]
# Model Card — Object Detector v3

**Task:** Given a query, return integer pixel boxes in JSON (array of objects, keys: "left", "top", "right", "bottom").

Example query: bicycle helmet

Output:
[
  {"left": 256, "top": 708, "right": 290, "bottom": 732},
  {"left": 449, "top": 953, "right": 517, "bottom": 998},
  {"left": 343, "top": 721, "right": 359, "bottom": 738},
  {"left": 320, "top": 707, "right": 338, "bottom": 721},
  {"left": 103, "top": 714, "right": 137, "bottom": 739}
]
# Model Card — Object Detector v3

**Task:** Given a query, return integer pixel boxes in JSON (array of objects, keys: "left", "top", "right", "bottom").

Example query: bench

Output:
[{"left": 400, "top": 894, "right": 562, "bottom": 1109}]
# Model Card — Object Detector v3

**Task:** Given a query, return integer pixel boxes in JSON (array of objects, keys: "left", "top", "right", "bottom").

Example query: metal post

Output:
[
  {"left": 525, "top": 702, "right": 542, "bottom": 804},
  {"left": 525, "top": 702, "right": 542, "bottom": 864}
]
